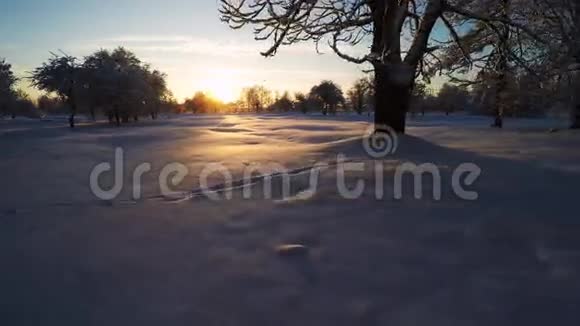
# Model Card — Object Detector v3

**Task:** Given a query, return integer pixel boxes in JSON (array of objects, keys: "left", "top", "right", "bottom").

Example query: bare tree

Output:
[
  {"left": 532, "top": 0, "right": 580, "bottom": 127},
  {"left": 241, "top": 85, "right": 272, "bottom": 112},
  {"left": 220, "top": 0, "right": 433, "bottom": 132},
  {"left": 444, "top": 0, "right": 580, "bottom": 127},
  {"left": 219, "top": 0, "right": 542, "bottom": 132},
  {"left": 347, "top": 78, "right": 372, "bottom": 115},
  {"left": 437, "top": 0, "right": 548, "bottom": 127}
]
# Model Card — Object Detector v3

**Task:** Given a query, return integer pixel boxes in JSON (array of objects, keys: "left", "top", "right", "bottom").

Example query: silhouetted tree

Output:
[
  {"left": 310, "top": 81, "right": 344, "bottom": 115},
  {"left": 81, "top": 47, "right": 170, "bottom": 124},
  {"left": 270, "top": 91, "right": 294, "bottom": 112},
  {"left": 347, "top": 78, "right": 371, "bottom": 115},
  {"left": 0, "top": 59, "right": 18, "bottom": 118},
  {"left": 241, "top": 85, "right": 272, "bottom": 112},
  {"left": 184, "top": 91, "right": 223, "bottom": 114},
  {"left": 437, "top": 0, "right": 515, "bottom": 127},
  {"left": 31, "top": 53, "right": 80, "bottom": 127},
  {"left": 528, "top": 0, "right": 580, "bottom": 128},
  {"left": 144, "top": 68, "right": 169, "bottom": 120},
  {"left": 294, "top": 92, "right": 309, "bottom": 114},
  {"left": 12, "top": 90, "right": 38, "bottom": 118},
  {"left": 220, "top": 0, "right": 538, "bottom": 132}
]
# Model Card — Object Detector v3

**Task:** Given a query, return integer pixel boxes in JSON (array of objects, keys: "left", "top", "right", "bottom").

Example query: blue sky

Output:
[{"left": 0, "top": 0, "right": 371, "bottom": 101}]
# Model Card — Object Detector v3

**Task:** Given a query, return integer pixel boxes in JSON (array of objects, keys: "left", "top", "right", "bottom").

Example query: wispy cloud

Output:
[
  {"left": 63, "top": 34, "right": 366, "bottom": 101},
  {"left": 74, "top": 34, "right": 318, "bottom": 58}
]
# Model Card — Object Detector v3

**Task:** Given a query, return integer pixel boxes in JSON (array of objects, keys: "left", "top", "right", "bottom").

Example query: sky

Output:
[{"left": 0, "top": 0, "right": 373, "bottom": 102}]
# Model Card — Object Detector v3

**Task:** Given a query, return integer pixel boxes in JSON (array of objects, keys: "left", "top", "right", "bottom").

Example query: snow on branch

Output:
[{"left": 220, "top": 0, "right": 373, "bottom": 58}]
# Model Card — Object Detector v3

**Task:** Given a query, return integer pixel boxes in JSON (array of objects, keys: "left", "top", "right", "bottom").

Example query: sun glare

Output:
[{"left": 203, "top": 70, "right": 239, "bottom": 103}]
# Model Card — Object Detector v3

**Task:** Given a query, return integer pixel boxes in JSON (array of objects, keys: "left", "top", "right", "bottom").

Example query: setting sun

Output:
[{"left": 202, "top": 70, "right": 240, "bottom": 103}]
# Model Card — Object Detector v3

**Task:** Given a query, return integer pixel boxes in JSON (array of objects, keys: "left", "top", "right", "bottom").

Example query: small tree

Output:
[
  {"left": 0, "top": 59, "right": 18, "bottom": 118},
  {"left": 270, "top": 91, "right": 294, "bottom": 112},
  {"left": 310, "top": 81, "right": 344, "bottom": 115},
  {"left": 294, "top": 92, "right": 309, "bottom": 114},
  {"left": 31, "top": 53, "right": 80, "bottom": 127},
  {"left": 184, "top": 92, "right": 223, "bottom": 114},
  {"left": 241, "top": 85, "right": 272, "bottom": 112},
  {"left": 144, "top": 69, "right": 169, "bottom": 120},
  {"left": 347, "top": 78, "right": 371, "bottom": 115}
]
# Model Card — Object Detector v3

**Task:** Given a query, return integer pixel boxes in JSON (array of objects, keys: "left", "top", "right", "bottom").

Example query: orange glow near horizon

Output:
[{"left": 200, "top": 69, "right": 241, "bottom": 103}]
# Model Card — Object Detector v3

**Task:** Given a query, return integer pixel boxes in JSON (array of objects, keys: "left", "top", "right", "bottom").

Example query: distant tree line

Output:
[
  {"left": 181, "top": 80, "right": 348, "bottom": 115},
  {"left": 3, "top": 39, "right": 575, "bottom": 125}
]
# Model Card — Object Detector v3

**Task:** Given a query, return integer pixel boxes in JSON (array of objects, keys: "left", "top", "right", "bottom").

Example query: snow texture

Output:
[{"left": 1, "top": 113, "right": 579, "bottom": 325}]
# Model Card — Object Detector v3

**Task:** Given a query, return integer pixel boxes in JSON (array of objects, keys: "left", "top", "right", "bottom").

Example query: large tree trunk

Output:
[
  {"left": 492, "top": 72, "right": 506, "bottom": 129},
  {"left": 374, "top": 64, "right": 412, "bottom": 134},
  {"left": 492, "top": 0, "right": 510, "bottom": 129},
  {"left": 571, "top": 3, "right": 580, "bottom": 128},
  {"left": 572, "top": 85, "right": 580, "bottom": 128}
]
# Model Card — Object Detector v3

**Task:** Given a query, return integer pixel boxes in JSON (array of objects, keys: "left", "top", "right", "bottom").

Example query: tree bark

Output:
[
  {"left": 374, "top": 64, "right": 412, "bottom": 134},
  {"left": 493, "top": 64, "right": 507, "bottom": 129},
  {"left": 572, "top": 84, "right": 580, "bottom": 128},
  {"left": 492, "top": 0, "right": 510, "bottom": 129}
]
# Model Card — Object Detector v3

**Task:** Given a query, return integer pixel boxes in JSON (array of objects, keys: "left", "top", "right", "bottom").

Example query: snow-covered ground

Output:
[{"left": 1, "top": 113, "right": 579, "bottom": 325}]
